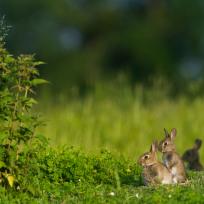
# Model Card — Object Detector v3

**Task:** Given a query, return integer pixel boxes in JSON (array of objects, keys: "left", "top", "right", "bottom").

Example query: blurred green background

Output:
[
  {"left": 1, "top": 0, "right": 204, "bottom": 92},
  {"left": 1, "top": 0, "right": 204, "bottom": 160}
]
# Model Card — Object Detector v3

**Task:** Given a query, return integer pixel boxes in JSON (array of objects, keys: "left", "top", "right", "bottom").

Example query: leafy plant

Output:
[
  {"left": 0, "top": 16, "right": 10, "bottom": 44},
  {"left": 0, "top": 42, "right": 48, "bottom": 187}
]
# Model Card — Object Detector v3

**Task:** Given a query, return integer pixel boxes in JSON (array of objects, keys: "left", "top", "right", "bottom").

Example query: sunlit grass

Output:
[{"left": 37, "top": 81, "right": 204, "bottom": 162}]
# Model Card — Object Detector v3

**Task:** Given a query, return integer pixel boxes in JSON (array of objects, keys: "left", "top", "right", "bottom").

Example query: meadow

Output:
[
  {"left": 14, "top": 80, "right": 203, "bottom": 204},
  {"left": 38, "top": 80, "right": 204, "bottom": 163},
  {"left": 2, "top": 147, "right": 204, "bottom": 204},
  {"left": 1, "top": 44, "right": 204, "bottom": 203}
]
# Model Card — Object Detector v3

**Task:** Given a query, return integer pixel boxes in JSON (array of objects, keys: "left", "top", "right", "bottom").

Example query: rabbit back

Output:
[{"left": 142, "top": 162, "right": 173, "bottom": 185}]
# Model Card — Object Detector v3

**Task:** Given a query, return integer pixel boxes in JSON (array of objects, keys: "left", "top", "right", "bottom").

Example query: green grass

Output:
[
  {"left": 38, "top": 82, "right": 204, "bottom": 163},
  {"left": 2, "top": 37, "right": 204, "bottom": 203},
  {"left": 1, "top": 148, "right": 204, "bottom": 204},
  {"left": 15, "top": 82, "right": 203, "bottom": 203}
]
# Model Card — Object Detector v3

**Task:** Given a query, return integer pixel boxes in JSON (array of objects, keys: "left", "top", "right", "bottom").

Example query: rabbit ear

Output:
[
  {"left": 170, "top": 128, "right": 177, "bottom": 140},
  {"left": 194, "top": 139, "right": 202, "bottom": 150},
  {"left": 164, "top": 128, "right": 169, "bottom": 138},
  {"left": 150, "top": 141, "right": 158, "bottom": 153}
]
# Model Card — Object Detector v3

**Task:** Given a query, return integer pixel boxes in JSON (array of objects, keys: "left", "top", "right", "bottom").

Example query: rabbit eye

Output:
[
  {"left": 164, "top": 142, "right": 168, "bottom": 146},
  {"left": 144, "top": 155, "right": 149, "bottom": 159}
]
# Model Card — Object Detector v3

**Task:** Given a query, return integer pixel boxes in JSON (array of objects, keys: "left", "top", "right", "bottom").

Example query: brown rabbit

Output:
[
  {"left": 138, "top": 141, "right": 173, "bottom": 185},
  {"left": 182, "top": 139, "right": 203, "bottom": 171},
  {"left": 159, "top": 128, "right": 186, "bottom": 183}
]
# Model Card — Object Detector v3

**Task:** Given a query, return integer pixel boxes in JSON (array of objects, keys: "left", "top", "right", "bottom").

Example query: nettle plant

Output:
[
  {"left": 0, "top": 17, "right": 11, "bottom": 45},
  {"left": 0, "top": 43, "right": 48, "bottom": 187}
]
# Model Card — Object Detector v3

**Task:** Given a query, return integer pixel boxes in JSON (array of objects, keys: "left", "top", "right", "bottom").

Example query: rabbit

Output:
[
  {"left": 182, "top": 139, "right": 203, "bottom": 171},
  {"left": 138, "top": 141, "right": 173, "bottom": 185},
  {"left": 159, "top": 128, "right": 186, "bottom": 184}
]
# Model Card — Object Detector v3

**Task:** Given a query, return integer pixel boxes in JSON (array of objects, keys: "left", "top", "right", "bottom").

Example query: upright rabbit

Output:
[
  {"left": 159, "top": 128, "right": 186, "bottom": 183},
  {"left": 182, "top": 139, "right": 203, "bottom": 171},
  {"left": 138, "top": 141, "right": 173, "bottom": 185}
]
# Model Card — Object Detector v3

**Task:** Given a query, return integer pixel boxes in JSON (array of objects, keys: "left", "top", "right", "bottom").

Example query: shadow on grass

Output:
[
  {"left": 120, "top": 174, "right": 143, "bottom": 187},
  {"left": 119, "top": 165, "right": 144, "bottom": 187}
]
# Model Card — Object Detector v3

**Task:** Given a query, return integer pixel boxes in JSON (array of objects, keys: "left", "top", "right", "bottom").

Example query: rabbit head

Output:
[
  {"left": 138, "top": 142, "right": 158, "bottom": 167},
  {"left": 159, "top": 128, "right": 177, "bottom": 153}
]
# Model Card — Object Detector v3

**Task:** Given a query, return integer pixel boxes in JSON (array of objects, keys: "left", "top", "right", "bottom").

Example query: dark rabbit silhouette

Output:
[{"left": 182, "top": 139, "right": 203, "bottom": 171}]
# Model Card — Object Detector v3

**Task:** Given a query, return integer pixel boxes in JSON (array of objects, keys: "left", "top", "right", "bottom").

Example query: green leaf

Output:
[
  {"left": 35, "top": 134, "right": 48, "bottom": 145},
  {"left": 28, "top": 98, "right": 38, "bottom": 104},
  {"left": 25, "top": 98, "right": 38, "bottom": 108},
  {"left": 33, "top": 61, "right": 45, "bottom": 66},
  {"left": 0, "top": 161, "right": 6, "bottom": 168},
  {"left": 0, "top": 132, "right": 8, "bottom": 142},
  {"left": 31, "top": 79, "right": 49, "bottom": 86}
]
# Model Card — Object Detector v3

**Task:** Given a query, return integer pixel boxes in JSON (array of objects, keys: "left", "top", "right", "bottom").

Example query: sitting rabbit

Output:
[
  {"left": 182, "top": 139, "right": 203, "bottom": 171},
  {"left": 138, "top": 141, "right": 173, "bottom": 185},
  {"left": 159, "top": 128, "right": 186, "bottom": 183}
]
